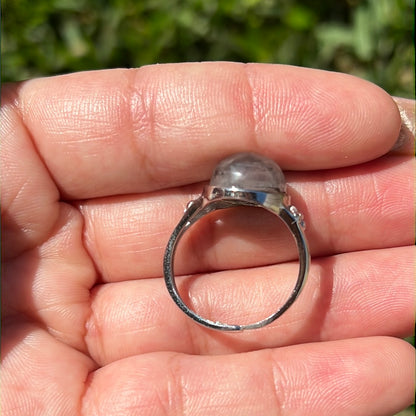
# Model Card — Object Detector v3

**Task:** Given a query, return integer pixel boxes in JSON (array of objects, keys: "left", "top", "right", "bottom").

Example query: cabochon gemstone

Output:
[{"left": 210, "top": 152, "right": 286, "bottom": 192}]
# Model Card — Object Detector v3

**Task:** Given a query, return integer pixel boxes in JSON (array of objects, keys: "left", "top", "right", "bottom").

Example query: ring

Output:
[{"left": 164, "top": 152, "right": 310, "bottom": 331}]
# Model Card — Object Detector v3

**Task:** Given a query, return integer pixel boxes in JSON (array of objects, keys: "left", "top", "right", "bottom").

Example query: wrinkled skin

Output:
[{"left": 1, "top": 63, "right": 415, "bottom": 416}]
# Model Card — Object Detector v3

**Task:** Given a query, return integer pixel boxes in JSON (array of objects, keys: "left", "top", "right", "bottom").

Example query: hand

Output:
[{"left": 2, "top": 63, "right": 414, "bottom": 416}]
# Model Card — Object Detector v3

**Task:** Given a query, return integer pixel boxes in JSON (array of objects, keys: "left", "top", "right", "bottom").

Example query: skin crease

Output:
[{"left": 1, "top": 63, "right": 415, "bottom": 416}]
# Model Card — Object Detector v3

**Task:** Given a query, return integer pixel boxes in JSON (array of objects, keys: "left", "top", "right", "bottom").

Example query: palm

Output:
[{"left": 2, "top": 63, "right": 414, "bottom": 416}]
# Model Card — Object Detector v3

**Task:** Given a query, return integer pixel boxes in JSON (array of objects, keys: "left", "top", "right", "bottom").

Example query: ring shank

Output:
[{"left": 163, "top": 190, "right": 310, "bottom": 331}]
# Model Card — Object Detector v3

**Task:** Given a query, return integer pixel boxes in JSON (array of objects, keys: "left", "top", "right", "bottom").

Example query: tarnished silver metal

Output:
[{"left": 164, "top": 152, "right": 310, "bottom": 331}]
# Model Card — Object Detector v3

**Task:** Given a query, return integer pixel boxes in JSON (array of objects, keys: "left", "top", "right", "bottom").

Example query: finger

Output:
[
  {"left": 85, "top": 246, "right": 414, "bottom": 364},
  {"left": 79, "top": 155, "right": 414, "bottom": 282},
  {"left": 17, "top": 63, "right": 401, "bottom": 199},
  {"left": 2, "top": 320, "right": 96, "bottom": 416},
  {"left": 82, "top": 337, "right": 415, "bottom": 416},
  {"left": 1, "top": 84, "right": 60, "bottom": 259},
  {"left": 391, "top": 97, "right": 415, "bottom": 155},
  {"left": 2, "top": 204, "right": 96, "bottom": 352}
]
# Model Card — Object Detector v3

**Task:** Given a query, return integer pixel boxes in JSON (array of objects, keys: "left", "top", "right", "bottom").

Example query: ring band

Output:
[{"left": 164, "top": 152, "right": 310, "bottom": 331}]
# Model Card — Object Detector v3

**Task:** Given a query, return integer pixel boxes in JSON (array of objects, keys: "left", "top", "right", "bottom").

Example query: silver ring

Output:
[{"left": 164, "top": 152, "right": 310, "bottom": 331}]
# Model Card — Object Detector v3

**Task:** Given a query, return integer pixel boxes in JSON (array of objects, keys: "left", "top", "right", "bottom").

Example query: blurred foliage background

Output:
[{"left": 1, "top": 0, "right": 415, "bottom": 98}]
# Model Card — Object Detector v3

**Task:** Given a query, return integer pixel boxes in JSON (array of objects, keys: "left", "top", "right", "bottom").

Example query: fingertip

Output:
[{"left": 244, "top": 64, "right": 402, "bottom": 169}]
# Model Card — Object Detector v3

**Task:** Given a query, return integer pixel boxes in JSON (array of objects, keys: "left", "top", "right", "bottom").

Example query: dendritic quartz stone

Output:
[{"left": 210, "top": 152, "right": 286, "bottom": 192}]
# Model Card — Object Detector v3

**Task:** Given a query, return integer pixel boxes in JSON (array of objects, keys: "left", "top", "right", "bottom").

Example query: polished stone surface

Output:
[{"left": 210, "top": 152, "right": 286, "bottom": 192}]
